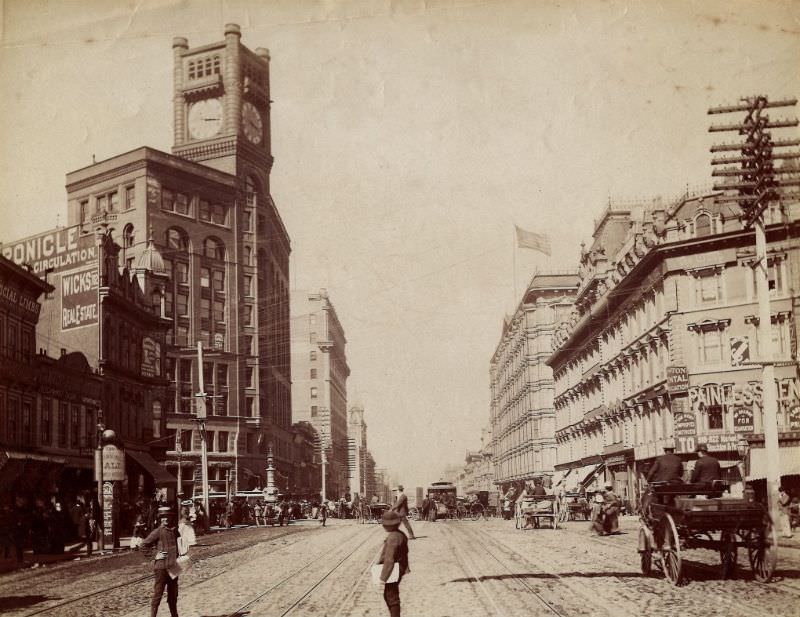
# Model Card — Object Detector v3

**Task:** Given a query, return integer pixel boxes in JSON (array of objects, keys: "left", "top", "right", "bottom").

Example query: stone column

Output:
[
  {"left": 223, "top": 24, "right": 242, "bottom": 136},
  {"left": 172, "top": 37, "right": 188, "bottom": 146}
]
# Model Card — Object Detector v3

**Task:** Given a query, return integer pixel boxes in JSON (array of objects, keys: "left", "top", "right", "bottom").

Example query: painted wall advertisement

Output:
[
  {"left": 1, "top": 227, "right": 100, "bottom": 332},
  {"left": 666, "top": 366, "right": 689, "bottom": 394},
  {"left": 61, "top": 266, "right": 99, "bottom": 330}
]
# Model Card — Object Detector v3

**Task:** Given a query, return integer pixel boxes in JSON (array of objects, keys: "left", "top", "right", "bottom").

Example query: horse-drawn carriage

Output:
[
  {"left": 515, "top": 494, "right": 561, "bottom": 530},
  {"left": 560, "top": 491, "right": 592, "bottom": 521},
  {"left": 638, "top": 481, "right": 778, "bottom": 585},
  {"left": 427, "top": 481, "right": 459, "bottom": 520}
]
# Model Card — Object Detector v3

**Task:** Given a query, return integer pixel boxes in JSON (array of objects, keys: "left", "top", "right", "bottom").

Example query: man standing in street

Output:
[
  {"left": 691, "top": 443, "right": 722, "bottom": 485},
  {"left": 377, "top": 510, "right": 410, "bottom": 617},
  {"left": 140, "top": 506, "right": 181, "bottom": 617},
  {"left": 391, "top": 485, "right": 416, "bottom": 540}
]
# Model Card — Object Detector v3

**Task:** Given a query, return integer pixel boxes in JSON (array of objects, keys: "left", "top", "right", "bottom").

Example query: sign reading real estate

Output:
[{"left": 61, "top": 266, "right": 99, "bottom": 330}]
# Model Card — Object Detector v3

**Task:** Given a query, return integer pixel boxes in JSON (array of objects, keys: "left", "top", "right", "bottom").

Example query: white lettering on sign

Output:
[
  {"left": 1, "top": 227, "right": 97, "bottom": 274},
  {"left": 60, "top": 266, "right": 99, "bottom": 331}
]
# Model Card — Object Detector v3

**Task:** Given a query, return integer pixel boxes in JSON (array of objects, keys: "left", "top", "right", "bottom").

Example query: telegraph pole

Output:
[
  {"left": 708, "top": 96, "right": 800, "bottom": 521},
  {"left": 196, "top": 341, "right": 210, "bottom": 531}
]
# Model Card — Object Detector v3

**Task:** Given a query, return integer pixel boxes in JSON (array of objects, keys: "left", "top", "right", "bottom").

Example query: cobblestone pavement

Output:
[{"left": 2, "top": 517, "right": 799, "bottom": 616}]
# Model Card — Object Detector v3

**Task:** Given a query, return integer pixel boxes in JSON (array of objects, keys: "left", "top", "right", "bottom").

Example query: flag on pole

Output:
[{"left": 515, "top": 225, "right": 551, "bottom": 256}]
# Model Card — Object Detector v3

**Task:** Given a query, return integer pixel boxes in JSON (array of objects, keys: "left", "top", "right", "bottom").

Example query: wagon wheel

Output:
[
  {"left": 719, "top": 530, "right": 737, "bottom": 579},
  {"left": 748, "top": 514, "right": 778, "bottom": 583},
  {"left": 638, "top": 526, "right": 653, "bottom": 576},
  {"left": 659, "top": 513, "right": 683, "bottom": 586},
  {"left": 515, "top": 505, "right": 522, "bottom": 529}
]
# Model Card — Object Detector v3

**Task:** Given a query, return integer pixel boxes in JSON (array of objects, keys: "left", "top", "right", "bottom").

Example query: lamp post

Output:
[{"left": 94, "top": 420, "right": 105, "bottom": 552}]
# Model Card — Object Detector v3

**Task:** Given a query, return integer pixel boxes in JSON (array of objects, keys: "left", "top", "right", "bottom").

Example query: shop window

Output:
[{"left": 707, "top": 404, "right": 724, "bottom": 430}]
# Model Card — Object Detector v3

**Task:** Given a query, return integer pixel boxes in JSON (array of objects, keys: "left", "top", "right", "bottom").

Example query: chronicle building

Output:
[
  {"left": 548, "top": 194, "right": 800, "bottom": 509},
  {"left": 1, "top": 24, "right": 294, "bottom": 495}
]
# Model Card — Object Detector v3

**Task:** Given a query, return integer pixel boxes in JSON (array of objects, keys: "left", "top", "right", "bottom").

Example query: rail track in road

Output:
[
  {"left": 218, "top": 525, "right": 382, "bottom": 617},
  {"left": 21, "top": 526, "right": 312, "bottom": 617},
  {"left": 442, "top": 523, "right": 569, "bottom": 617}
]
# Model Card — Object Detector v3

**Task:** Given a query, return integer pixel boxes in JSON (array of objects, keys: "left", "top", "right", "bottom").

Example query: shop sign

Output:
[
  {"left": 789, "top": 404, "right": 800, "bottom": 430},
  {"left": 0, "top": 281, "right": 41, "bottom": 318},
  {"left": 604, "top": 454, "right": 627, "bottom": 466},
  {"left": 102, "top": 444, "right": 125, "bottom": 481},
  {"left": 729, "top": 336, "right": 750, "bottom": 367},
  {"left": 666, "top": 366, "right": 689, "bottom": 394},
  {"left": 102, "top": 481, "right": 114, "bottom": 539},
  {"left": 688, "top": 382, "right": 762, "bottom": 411},
  {"left": 733, "top": 407, "right": 755, "bottom": 433},
  {"left": 141, "top": 337, "right": 161, "bottom": 377},
  {"left": 677, "top": 433, "right": 740, "bottom": 454},
  {"left": 674, "top": 411, "right": 697, "bottom": 438},
  {"left": 61, "top": 265, "right": 99, "bottom": 330}
]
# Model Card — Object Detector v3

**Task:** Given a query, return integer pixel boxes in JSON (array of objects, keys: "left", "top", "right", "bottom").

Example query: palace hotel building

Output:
[{"left": 547, "top": 193, "right": 800, "bottom": 508}]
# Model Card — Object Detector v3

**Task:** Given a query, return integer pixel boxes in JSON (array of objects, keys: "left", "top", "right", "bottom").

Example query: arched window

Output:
[
  {"left": 123, "top": 224, "right": 135, "bottom": 248},
  {"left": 165, "top": 227, "right": 189, "bottom": 252},
  {"left": 204, "top": 237, "right": 226, "bottom": 261},
  {"left": 695, "top": 213, "right": 711, "bottom": 237}
]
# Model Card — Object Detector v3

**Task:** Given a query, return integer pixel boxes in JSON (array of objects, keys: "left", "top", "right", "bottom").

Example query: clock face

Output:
[
  {"left": 188, "top": 98, "right": 222, "bottom": 139},
  {"left": 242, "top": 102, "right": 263, "bottom": 144}
]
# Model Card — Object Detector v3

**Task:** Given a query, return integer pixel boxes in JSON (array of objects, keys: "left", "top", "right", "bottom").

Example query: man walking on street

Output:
[
  {"left": 391, "top": 485, "right": 415, "bottom": 540},
  {"left": 139, "top": 506, "right": 182, "bottom": 617},
  {"left": 377, "top": 510, "right": 410, "bottom": 617}
]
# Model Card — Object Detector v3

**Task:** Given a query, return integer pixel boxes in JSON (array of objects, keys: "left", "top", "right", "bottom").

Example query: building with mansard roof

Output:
[
  {"left": 548, "top": 192, "right": 800, "bottom": 509},
  {"left": 489, "top": 272, "right": 578, "bottom": 492}
]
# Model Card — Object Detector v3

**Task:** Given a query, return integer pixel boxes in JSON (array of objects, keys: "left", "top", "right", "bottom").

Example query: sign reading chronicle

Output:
[{"left": 1, "top": 226, "right": 100, "bottom": 331}]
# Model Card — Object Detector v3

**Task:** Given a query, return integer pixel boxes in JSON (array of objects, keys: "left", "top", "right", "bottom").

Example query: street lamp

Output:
[{"left": 737, "top": 437, "right": 751, "bottom": 499}]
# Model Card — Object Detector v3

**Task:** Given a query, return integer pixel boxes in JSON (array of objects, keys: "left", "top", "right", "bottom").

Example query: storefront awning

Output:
[
  {"left": 747, "top": 446, "right": 800, "bottom": 481},
  {"left": 580, "top": 462, "right": 605, "bottom": 488},
  {"left": 0, "top": 450, "right": 67, "bottom": 493},
  {"left": 127, "top": 450, "right": 177, "bottom": 487},
  {"left": 551, "top": 468, "right": 573, "bottom": 489}
]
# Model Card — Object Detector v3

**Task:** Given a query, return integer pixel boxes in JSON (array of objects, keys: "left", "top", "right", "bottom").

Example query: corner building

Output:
[
  {"left": 548, "top": 195, "right": 800, "bottom": 509},
  {"left": 61, "top": 24, "right": 292, "bottom": 492},
  {"left": 489, "top": 273, "right": 578, "bottom": 491}
]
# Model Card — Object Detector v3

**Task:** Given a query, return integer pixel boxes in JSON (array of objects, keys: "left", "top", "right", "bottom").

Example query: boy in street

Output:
[
  {"left": 377, "top": 511, "right": 410, "bottom": 617},
  {"left": 140, "top": 506, "right": 182, "bottom": 617}
]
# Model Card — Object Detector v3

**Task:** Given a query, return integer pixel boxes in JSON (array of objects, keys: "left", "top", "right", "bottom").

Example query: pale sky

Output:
[{"left": 1, "top": 0, "right": 798, "bottom": 489}]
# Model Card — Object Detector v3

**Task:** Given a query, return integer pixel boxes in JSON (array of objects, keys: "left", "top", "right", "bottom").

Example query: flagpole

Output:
[{"left": 512, "top": 225, "right": 518, "bottom": 303}]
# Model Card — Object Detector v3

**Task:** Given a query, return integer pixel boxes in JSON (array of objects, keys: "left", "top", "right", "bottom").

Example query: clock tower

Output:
[
  {"left": 171, "top": 23, "right": 272, "bottom": 184},
  {"left": 170, "top": 24, "right": 293, "bottom": 489}
]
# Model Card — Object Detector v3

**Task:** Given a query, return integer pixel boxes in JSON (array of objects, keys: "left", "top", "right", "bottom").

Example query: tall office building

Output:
[{"left": 291, "top": 290, "right": 350, "bottom": 498}]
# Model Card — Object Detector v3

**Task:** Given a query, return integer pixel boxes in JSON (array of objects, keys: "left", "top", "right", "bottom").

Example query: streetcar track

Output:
[
  {"left": 442, "top": 523, "right": 511, "bottom": 617},
  {"left": 485, "top": 526, "right": 640, "bottom": 617},
  {"left": 453, "top": 525, "right": 570, "bottom": 617},
  {"left": 219, "top": 525, "right": 381, "bottom": 617},
  {"left": 20, "top": 527, "right": 312, "bottom": 617}
]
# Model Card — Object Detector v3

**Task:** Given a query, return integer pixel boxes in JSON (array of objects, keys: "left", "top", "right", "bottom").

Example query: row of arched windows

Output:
[{"left": 163, "top": 227, "right": 227, "bottom": 261}]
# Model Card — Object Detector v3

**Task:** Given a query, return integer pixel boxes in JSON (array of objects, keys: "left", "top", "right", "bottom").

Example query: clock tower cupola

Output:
[{"left": 171, "top": 24, "right": 272, "bottom": 180}]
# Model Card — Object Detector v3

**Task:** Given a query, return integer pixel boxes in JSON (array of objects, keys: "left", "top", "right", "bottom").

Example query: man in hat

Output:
[
  {"left": 377, "top": 510, "right": 410, "bottom": 617},
  {"left": 646, "top": 443, "right": 684, "bottom": 484},
  {"left": 140, "top": 506, "right": 181, "bottom": 617},
  {"left": 595, "top": 482, "right": 621, "bottom": 535},
  {"left": 391, "top": 485, "right": 415, "bottom": 540},
  {"left": 691, "top": 443, "right": 722, "bottom": 485}
]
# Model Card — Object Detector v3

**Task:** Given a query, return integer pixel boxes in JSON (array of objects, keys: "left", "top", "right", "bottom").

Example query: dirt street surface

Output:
[{"left": 1, "top": 517, "right": 799, "bottom": 617}]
